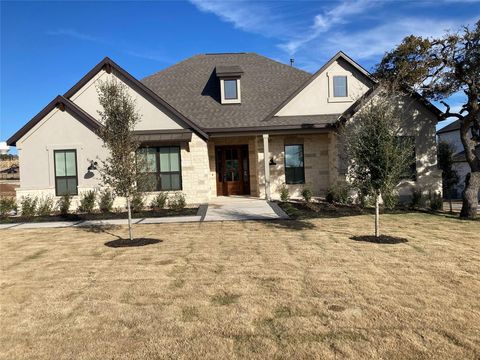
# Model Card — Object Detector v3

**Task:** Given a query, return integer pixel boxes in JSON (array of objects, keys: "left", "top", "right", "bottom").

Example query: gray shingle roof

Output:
[
  {"left": 141, "top": 53, "right": 313, "bottom": 130},
  {"left": 437, "top": 120, "right": 461, "bottom": 134}
]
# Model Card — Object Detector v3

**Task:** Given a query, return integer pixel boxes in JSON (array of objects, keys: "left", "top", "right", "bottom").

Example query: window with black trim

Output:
[
  {"left": 137, "top": 146, "right": 182, "bottom": 191},
  {"left": 397, "top": 136, "right": 417, "bottom": 180},
  {"left": 284, "top": 144, "right": 305, "bottom": 184},
  {"left": 333, "top": 76, "right": 348, "bottom": 97},
  {"left": 54, "top": 150, "right": 78, "bottom": 196}
]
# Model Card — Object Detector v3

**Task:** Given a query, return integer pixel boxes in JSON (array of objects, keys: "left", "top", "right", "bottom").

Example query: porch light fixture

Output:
[{"left": 87, "top": 160, "right": 98, "bottom": 171}]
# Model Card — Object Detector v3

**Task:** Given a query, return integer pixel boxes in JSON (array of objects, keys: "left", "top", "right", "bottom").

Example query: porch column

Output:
[{"left": 263, "top": 134, "right": 271, "bottom": 201}]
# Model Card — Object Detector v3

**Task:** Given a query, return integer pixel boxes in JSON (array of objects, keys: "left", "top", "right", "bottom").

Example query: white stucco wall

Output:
[
  {"left": 16, "top": 107, "right": 106, "bottom": 192},
  {"left": 69, "top": 69, "right": 183, "bottom": 131},
  {"left": 275, "top": 58, "right": 372, "bottom": 116}
]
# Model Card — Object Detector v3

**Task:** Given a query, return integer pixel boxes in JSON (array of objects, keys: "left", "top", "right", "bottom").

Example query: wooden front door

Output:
[{"left": 215, "top": 145, "right": 250, "bottom": 196}]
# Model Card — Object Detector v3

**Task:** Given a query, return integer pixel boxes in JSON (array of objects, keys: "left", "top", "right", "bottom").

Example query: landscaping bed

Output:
[
  {"left": 278, "top": 200, "right": 366, "bottom": 219},
  {"left": 0, "top": 207, "right": 199, "bottom": 224}
]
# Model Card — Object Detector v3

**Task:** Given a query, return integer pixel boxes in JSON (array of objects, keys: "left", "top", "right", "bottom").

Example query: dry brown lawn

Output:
[{"left": 1, "top": 213, "right": 479, "bottom": 359}]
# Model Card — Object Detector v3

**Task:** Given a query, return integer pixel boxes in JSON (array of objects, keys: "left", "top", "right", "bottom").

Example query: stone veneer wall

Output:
[{"left": 257, "top": 133, "right": 332, "bottom": 199}]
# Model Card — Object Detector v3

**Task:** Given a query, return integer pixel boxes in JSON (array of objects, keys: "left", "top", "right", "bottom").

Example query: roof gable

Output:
[
  {"left": 7, "top": 96, "right": 101, "bottom": 146},
  {"left": 64, "top": 57, "right": 208, "bottom": 139},
  {"left": 269, "top": 51, "right": 375, "bottom": 119}
]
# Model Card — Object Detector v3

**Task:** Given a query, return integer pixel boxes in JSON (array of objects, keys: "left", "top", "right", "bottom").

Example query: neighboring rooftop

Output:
[
  {"left": 437, "top": 120, "right": 461, "bottom": 134},
  {"left": 141, "top": 53, "right": 311, "bottom": 129}
]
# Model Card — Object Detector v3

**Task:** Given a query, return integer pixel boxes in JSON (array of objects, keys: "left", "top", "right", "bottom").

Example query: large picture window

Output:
[
  {"left": 54, "top": 150, "right": 78, "bottom": 196},
  {"left": 284, "top": 144, "right": 305, "bottom": 184},
  {"left": 137, "top": 146, "right": 182, "bottom": 191}
]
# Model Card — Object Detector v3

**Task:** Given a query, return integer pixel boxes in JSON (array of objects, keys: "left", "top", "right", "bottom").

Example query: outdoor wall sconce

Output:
[
  {"left": 87, "top": 160, "right": 98, "bottom": 171},
  {"left": 269, "top": 158, "right": 276, "bottom": 166}
]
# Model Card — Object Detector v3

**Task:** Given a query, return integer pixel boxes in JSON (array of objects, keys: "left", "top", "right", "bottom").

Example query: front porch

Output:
[{"left": 206, "top": 132, "right": 336, "bottom": 201}]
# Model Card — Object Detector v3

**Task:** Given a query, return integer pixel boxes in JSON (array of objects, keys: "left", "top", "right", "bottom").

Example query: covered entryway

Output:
[{"left": 215, "top": 145, "right": 250, "bottom": 196}]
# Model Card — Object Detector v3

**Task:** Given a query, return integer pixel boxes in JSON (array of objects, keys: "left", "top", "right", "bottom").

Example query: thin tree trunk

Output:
[
  {"left": 126, "top": 196, "right": 133, "bottom": 240},
  {"left": 460, "top": 172, "right": 479, "bottom": 219},
  {"left": 375, "top": 194, "right": 380, "bottom": 238}
]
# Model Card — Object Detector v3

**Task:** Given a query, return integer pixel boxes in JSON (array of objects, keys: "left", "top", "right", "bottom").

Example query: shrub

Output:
[
  {"left": 131, "top": 192, "right": 144, "bottom": 213},
  {"left": 169, "top": 192, "right": 186, "bottom": 211},
  {"left": 382, "top": 190, "right": 399, "bottom": 210},
  {"left": 21, "top": 195, "right": 37, "bottom": 217},
  {"left": 150, "top": 192, "right": 168, "bottom": 210},
  {"left": 57, "top": 194, "right": 71, "bottom": 216},
  {"left": 410, "top": 188, "right": 425, "bottom": 209},
  {"left": 98, "top": 189, "right": 115, "bottom": 213},
  {"left": 429, "top": 191, "right": 443, "bottom": 211},
  {"left": 78, "top": 190, "right": 96, "bottom": 213},
  {"left": 37, "top": 196, "right": 55, "bottom": 216},
  {"left": 326, "top": 182, "right": 349, "bottom": 204},
  {"left": 0, "top": 196, "right": 17, "bottom": 217},
  {"left": 279, "top": 184, "right": 290, "bottom": 202},
  {"left": 301, "top": 188, "right": 313, "bottom": 203}
]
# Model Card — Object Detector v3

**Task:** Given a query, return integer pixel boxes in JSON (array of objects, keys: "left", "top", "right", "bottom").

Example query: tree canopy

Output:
[{"left": 374, "top": 20, "right": 479, "bottom": 218}]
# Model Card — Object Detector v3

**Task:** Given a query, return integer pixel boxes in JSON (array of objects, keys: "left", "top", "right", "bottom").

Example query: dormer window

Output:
[
  {"left": 224, "top": 79, "right": 238, "bottom": 100},
  {"left": 216, "top": 65, "right": 243, "bottom": 104},
  {"left": 333, "top": 76, "right": 348, "bottom": 97}
]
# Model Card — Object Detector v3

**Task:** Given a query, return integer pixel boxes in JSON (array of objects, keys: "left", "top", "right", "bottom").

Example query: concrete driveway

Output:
[{"left": 203, "top": 196, "right": 288, "bottom": 221}]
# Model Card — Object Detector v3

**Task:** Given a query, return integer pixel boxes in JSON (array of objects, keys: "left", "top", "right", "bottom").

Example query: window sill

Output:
[
  {"left": 221, "top": 99, "right": 241, "bottom": 104},
  {"left": 328, "top": 97, "right": 353, "bottom": 103}
]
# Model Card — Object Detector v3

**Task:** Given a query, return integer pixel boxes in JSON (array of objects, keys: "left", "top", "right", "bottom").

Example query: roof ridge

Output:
[
  {"left": 246, "top": 52, "right": 311, "bottom": 76},
  {"left": 141, "top": 54, "right": 205, "bottom": 81}
]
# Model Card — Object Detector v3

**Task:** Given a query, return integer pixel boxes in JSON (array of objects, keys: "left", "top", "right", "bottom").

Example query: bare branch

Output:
[{"left": 440, "top": 101, "right": 465, "bottom": 120}]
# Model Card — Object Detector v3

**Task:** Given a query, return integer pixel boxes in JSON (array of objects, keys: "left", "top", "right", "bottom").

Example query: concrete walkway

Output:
[
  {"left": 0, "top": 215, "right": 202, "bottom": 230},
  {"left": 203, "top": 196, "right": 288, "bottom": 221},
  {"left": 0, "top": 197, "right": 288, "bottom": 230}
]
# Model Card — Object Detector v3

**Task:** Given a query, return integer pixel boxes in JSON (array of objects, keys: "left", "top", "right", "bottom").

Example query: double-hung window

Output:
[
  {"left": 137, "top": 146, "right": 182, "bottom": 191},
  {"left": 224, "top": 79, "right": 238, "bottom": 100},
  {"left": 333, "top": 76, "right": 348, "bottom": 97},
  {"left": 54, "top": 150, "right": 78, "bottom": 196},
  {"left": 284, "top": 144, "right": 305, "bottom": 184}
]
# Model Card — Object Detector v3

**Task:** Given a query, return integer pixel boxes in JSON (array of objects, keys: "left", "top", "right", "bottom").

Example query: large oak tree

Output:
[{"left": 375, "top": 21, "right": 479, "bottom": 219}]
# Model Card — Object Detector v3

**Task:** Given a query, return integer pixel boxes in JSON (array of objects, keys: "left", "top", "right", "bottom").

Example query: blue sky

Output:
[{"left": 1, "top": 0, "right": 478, "bottom": 150}]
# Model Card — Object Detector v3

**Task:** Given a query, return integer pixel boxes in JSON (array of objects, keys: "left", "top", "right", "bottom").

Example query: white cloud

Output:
[
  {"left": 190, "top": 0, "right": 379, "bottom": 56},
  {"left": 124, "top": 50, "right": 172, "bottom": 63},
  {"left": 189, "top": 0, "right": 286, "bottom": 38},
  {"left": 46, "top": 29, "right": 102, "bottom": 43},
  {"left": 279, "top": 0, "right": 377, "bottom": 55},
  {"left": 319, "top": 17, "right": 467, "bottom": 61},
  {"left": 47, "top": 28, "right": 173, "bottom": 64},
  {"left": 189, "top": 0, "right": 478, "bottom": 74}
]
